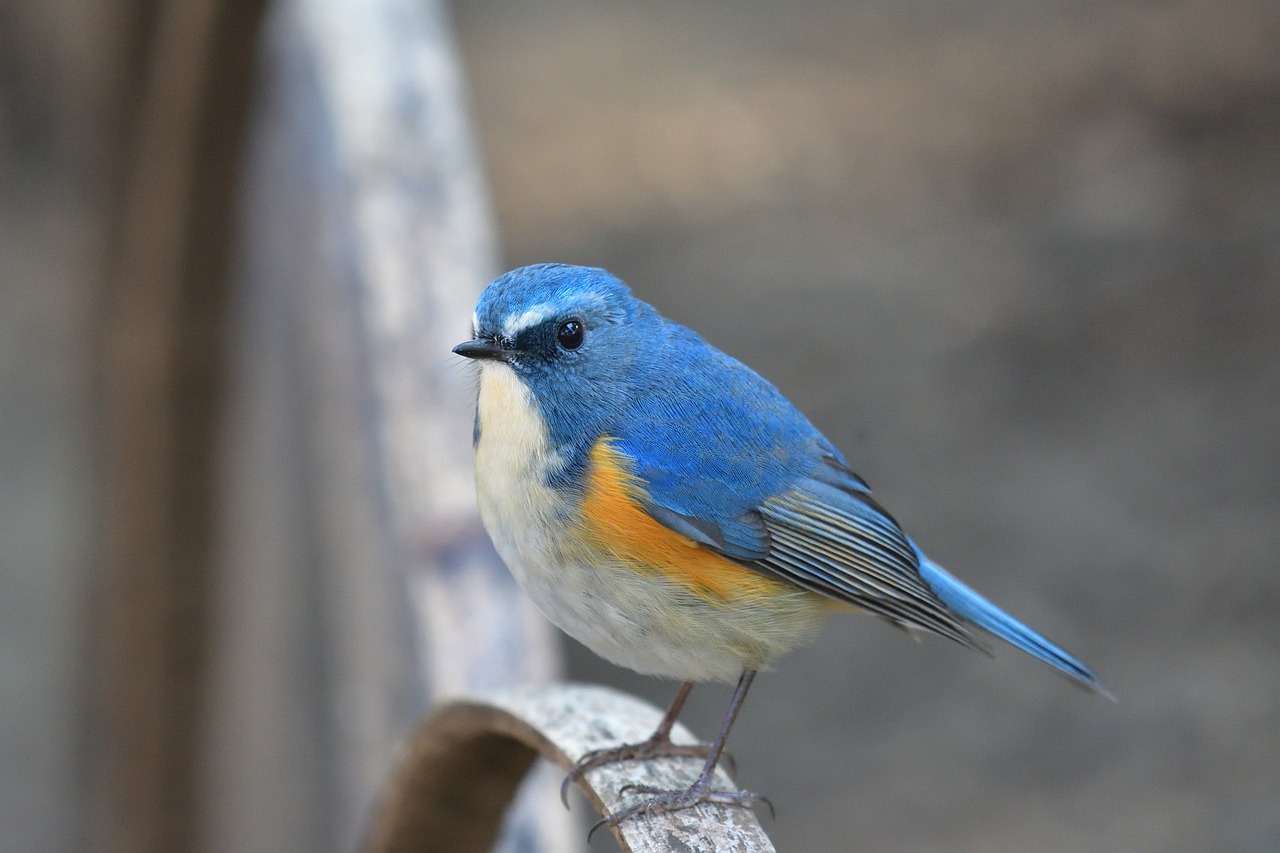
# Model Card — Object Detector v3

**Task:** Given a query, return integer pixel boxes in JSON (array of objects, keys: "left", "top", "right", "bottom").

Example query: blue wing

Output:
[
  {"left": 609, "top": 321, "right": 1108, "bottom": 692},
  {"left": 608, "top": 326, "right": 982, "bottom": 650}
]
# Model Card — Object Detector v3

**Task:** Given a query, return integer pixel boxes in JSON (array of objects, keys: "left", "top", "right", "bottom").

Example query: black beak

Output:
[{"left": 452, "top": 339, "right": 512, "bottom": 361}]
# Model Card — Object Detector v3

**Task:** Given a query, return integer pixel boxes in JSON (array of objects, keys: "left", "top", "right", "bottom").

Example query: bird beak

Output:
[{"left": 452, "top": 339, "right": 512, "bottom": 362}]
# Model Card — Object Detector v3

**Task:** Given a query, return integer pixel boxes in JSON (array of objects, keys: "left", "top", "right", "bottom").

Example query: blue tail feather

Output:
[{"left": 913, "top": 545, "right": 1113, "bottom": 698}]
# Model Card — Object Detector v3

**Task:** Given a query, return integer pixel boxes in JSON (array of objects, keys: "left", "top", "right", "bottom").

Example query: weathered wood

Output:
[
  {"left": 286, "top": 0, "right": 562, "bottom": 699},
  {"left": 367, "top": 684, "right": 777, "bottom": 853},
  {"left": 259, "top": 0, "right": 572, "bottom": 848}
]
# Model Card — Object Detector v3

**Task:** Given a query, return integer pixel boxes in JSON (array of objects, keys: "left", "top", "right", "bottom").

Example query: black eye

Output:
[{"left": 557, "top": 319, "right": 584, "bottom": 350}]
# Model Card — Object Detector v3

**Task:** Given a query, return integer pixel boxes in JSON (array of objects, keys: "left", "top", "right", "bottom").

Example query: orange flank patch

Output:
[{"left": 578, "top": 438, "right": 795, "bottom": 603}]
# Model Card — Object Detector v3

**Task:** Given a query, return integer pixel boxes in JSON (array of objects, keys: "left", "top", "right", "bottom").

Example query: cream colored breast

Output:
[{"left": 472, "top": 362, "right": 565, "bottom": 585}]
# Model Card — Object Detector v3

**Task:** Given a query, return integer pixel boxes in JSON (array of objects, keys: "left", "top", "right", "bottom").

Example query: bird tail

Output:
[{"left": 914, "top": 546, "right": 1113, "bottom": 698}]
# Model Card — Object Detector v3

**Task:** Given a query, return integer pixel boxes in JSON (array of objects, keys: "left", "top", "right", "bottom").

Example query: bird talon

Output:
[
  {"left": 559, "top": 705, "right": 712, "bottom": 810},
  {"left": 592, "top": 781, "right": 772, "bottom": 836},
  {"left": 558, "top": 774, "right": 574, "bottom": 810},
  {"left": 585, "top": 815, "right": 612, "bottom": 843},
  {"left": 755, "top": 794, "right": 776, "bottom": 821},
  {"left": 617, "top": 782, "right": 664, "bottom": 797}
]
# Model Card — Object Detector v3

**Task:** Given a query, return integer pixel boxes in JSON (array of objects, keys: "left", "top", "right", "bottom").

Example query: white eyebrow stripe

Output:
[{"left": 502, "top": 303, "right": 558, "bottom": 337}]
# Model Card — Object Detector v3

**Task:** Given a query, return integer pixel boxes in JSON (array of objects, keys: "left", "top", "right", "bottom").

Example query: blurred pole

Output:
[{"left": 96, "top": 0, "right": 266, "bottom": 850}]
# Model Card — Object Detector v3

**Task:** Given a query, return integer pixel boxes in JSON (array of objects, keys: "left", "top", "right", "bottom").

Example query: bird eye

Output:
[{"left": 557, "top": 319, "right": 584, "bottom": 350}]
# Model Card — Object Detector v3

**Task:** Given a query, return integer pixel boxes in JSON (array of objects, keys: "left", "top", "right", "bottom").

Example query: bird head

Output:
[{"left": 454, "top": 264, "right": 666, "bottom": 455}]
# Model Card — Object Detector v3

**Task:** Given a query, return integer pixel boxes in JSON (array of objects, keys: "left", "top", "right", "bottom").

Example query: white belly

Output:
[{"left": 472, "top": 362, "right": 829, "bottom": 683}]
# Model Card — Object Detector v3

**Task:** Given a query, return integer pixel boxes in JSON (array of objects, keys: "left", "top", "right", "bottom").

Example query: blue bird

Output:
[{"left": 453, "top": 263, "right": 1109, "bottom": 830}]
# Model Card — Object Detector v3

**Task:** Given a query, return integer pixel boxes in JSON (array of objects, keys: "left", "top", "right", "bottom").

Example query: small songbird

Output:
[{"left": 454, "top": 263, "right": 1109, "bottom": 830}]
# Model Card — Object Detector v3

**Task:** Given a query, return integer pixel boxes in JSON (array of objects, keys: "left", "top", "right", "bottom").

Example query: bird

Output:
[{"left": 453, "top": 263, "right": 1110, "bottom": 831}]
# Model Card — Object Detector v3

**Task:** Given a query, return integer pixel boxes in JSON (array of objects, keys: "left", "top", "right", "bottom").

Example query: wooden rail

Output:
[{"left": 366, "top": 684, "right": 775, "bottom": 853}]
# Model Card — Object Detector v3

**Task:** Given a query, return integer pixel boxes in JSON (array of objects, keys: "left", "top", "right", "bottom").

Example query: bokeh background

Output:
[{"left": 3, "top": 0, "right": 1278, "bottom": 851}]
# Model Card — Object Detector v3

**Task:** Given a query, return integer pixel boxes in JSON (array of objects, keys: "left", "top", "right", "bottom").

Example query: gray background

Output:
[{"left": 2, "top": 0, "right": 1277, "bottom": 850}]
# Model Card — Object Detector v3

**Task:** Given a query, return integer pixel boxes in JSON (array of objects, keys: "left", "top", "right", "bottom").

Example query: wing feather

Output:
[
  {"left": 598, "top": 335, "right": 984, "bottom": 649},
  {"left": 755, "top": 485, "right": 986, "bottom": 651},
  {"left": 620, "top": 437, "right": 987, "bottom": 650}
]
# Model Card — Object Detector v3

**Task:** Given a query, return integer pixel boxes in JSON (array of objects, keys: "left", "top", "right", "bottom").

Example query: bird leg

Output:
[
  {"left": 588, "top": 670, "right": 772, "bottom": 837},
  {"left": 560, "top": 680, "right": 718, "bottom": 806}
]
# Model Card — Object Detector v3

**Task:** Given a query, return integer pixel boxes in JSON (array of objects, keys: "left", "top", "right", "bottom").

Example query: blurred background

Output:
[{"left": 2, "top": 0, "right": 1278, "bottom": 851}]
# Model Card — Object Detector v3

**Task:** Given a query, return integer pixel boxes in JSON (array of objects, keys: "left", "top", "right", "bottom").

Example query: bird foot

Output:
[
  {"left": 560, "top": 734, "right": 717, "bottom": 807},
  {"left": 588, "top": 781, "right": 773, "bottom": 839}
]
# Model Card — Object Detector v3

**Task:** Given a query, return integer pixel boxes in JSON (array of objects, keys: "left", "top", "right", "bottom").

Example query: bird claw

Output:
[
  {"left": 587, "top": 782, "right": 773, "bottom": 840},
  {"left": 560, "top": 736, "right": 715, "bottom": 808}
]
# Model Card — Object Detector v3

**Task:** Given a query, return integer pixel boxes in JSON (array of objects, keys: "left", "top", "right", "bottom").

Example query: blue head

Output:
[
  {"left": 464, "top": 264, "right": 643, "bottom": 362},
  {"left": 454, "top": 264, "right": 673, "bottom": 462}
]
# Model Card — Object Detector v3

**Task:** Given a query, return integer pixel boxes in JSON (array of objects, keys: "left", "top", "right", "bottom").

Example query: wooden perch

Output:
[{"left": 366, "top": 684, "right": 776, "bottom": 853}]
